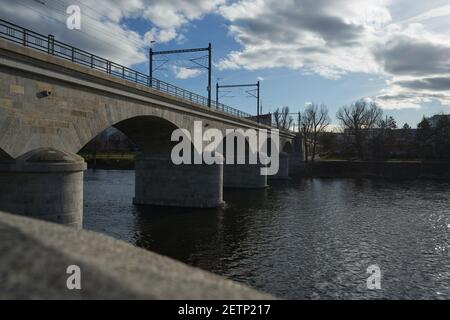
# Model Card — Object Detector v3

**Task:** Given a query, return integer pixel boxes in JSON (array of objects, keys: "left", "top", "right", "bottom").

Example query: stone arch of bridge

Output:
[
  {"left": 78, "top": 115, "right": 182, "bottom": 158},
  {"left": 282, "top": 141, "right": 294, "bottom": 154}
]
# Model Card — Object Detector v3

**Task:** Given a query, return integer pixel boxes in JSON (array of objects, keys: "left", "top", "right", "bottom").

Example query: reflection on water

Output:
[{"left": 84, "top": 169, "right": 450, "bottom": 299}]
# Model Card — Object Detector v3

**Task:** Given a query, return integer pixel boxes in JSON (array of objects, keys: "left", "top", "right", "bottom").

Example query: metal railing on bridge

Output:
[{"left": 0, "top": 19, "right": 253, "bottom": 120}]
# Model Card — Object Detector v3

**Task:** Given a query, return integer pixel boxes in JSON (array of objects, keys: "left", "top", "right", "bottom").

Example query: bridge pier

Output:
[
  {"left": 223, "top": 163, "right": 268, "bottom": 189},
  {"left": 0, "top": 148, "right": 86, "bottom": 228},
  {"left": 288, "top": 152, "right": 303, "bottom": 174},
  {"left": 268, "top": 152, "right": 289, "bottom": 180},
  {"left": 133, "top": 154, "right": 224, "bottom": 208}
]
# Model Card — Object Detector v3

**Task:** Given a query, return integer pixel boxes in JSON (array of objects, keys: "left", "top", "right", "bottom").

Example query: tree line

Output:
[{"left": 273, "top": 99, "right": 450, "bottom": 162}]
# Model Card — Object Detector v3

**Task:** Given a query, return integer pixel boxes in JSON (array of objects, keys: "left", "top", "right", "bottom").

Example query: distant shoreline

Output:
[
  {"left": 80, "top": 153, "right": 450, "bottom": 180},
  {"left": 80, "top": 153, "right": 135, "bottom": 170},
  {"left": 295, "top": 160, "right": 450, "bottom": 180}
]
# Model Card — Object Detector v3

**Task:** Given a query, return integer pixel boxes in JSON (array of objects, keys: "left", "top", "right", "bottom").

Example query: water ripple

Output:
[{"left": 84, "top": 171, "right": 450, "bottom": 299}]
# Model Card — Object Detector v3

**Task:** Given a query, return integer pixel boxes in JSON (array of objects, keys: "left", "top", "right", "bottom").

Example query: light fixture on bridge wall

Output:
[{"left": 36, "top": 90, "right": 52, "bottom": 99}]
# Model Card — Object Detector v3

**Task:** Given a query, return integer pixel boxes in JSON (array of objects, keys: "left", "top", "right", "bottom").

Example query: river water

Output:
[{"left": 83, "top": 169, "right": 449, "bottom": 299}]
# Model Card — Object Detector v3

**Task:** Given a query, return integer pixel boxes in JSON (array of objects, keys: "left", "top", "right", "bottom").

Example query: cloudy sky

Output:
[{"left": 2, "top": 0, "right": 450, "bottom": 127}]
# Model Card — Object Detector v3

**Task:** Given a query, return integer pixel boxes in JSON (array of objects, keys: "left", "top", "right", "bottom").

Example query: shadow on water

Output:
[{"left": 131, "top": 187, "right": 271, "bottom": 271}]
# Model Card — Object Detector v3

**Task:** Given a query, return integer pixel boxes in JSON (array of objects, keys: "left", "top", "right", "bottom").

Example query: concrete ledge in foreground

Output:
[{"left": 0, "top": 211, "right": 274, "bottom": 300}]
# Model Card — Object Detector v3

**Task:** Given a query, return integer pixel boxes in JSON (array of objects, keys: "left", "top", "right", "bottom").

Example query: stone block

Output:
[{"left": 10, "top": 84, "right": 24, "bottom": 95}]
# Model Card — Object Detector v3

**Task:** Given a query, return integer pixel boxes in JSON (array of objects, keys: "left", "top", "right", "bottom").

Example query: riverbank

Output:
[
  {"left": 79, "top": 153, "right": 450, "bottom": 180},
  {"left": 80, "top": 153, "right": 135, "bottom": 170},
  {"left": 296, "top": 160, "right": 450, "bottom": 180}
]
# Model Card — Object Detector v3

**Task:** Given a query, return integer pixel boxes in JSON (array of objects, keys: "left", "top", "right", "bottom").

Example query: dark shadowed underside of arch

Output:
[
  {"left": 0, "top": 148, "right": 12, "bottom": 160},
  {"left": 77, "top": 115, "right": 181, "bottom": 158},
  {"left": 283, "top": 141, "right": 293, "bottom": 154}
]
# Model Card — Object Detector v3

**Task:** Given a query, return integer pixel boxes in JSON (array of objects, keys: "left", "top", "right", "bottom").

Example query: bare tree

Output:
[
  {"left": 300, "top": 112, "right": 312, "bottom": 163},
  {"left": 273, "top": 108, "right": 282, "bottom": 128},
  {"left": 300, "top": 103, "right": 330, "bottom": 162},
  {"left": 336, "top": 99, "right": 383, "bottom": 159},
  {"left": 273, "top": 106, "right": 294, "bottom": 130}
]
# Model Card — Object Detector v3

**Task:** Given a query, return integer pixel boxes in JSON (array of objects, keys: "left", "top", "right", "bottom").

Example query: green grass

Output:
[
  {"left": 317, "top": 156, "right": 351, "bottom": 162},
  {"left": 317, "top": 156, "right": 428, "bottom": 163},
  {"left": 79, "top": 152, "right": 135, "bottom": 161},
  {"left": 385, "top": 159, "right": 423, "bottom": 163},
  {"left": 318, "top": 156, "right": 447, "bottom": 164}
]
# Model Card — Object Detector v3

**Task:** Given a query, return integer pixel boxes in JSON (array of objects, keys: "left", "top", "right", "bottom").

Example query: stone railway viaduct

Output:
[{"left": 0, "top": 35, "right": 297, "bottom": 228}]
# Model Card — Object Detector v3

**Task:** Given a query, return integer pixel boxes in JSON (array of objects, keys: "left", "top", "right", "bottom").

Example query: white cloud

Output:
[
  {"left": 372, "top": 22, "right": 450, "bottom": 108},
  {"left": 173, "top": 66, "right": 203, "bottom": 79},
  {"left": 217, "top": 0, "right": 391, "bottom": 78},
  {"left": 375, "top": 74, "right": 450, "bottom": 109},
  {"left": 217, "top": 0, "right": 450, "bottom": 109},
  {"left": 0, "top": 0, "right": 223, "bottom": 67},
  {"left": 401, "top": 4, "right": 450, "bottom": 24}
]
